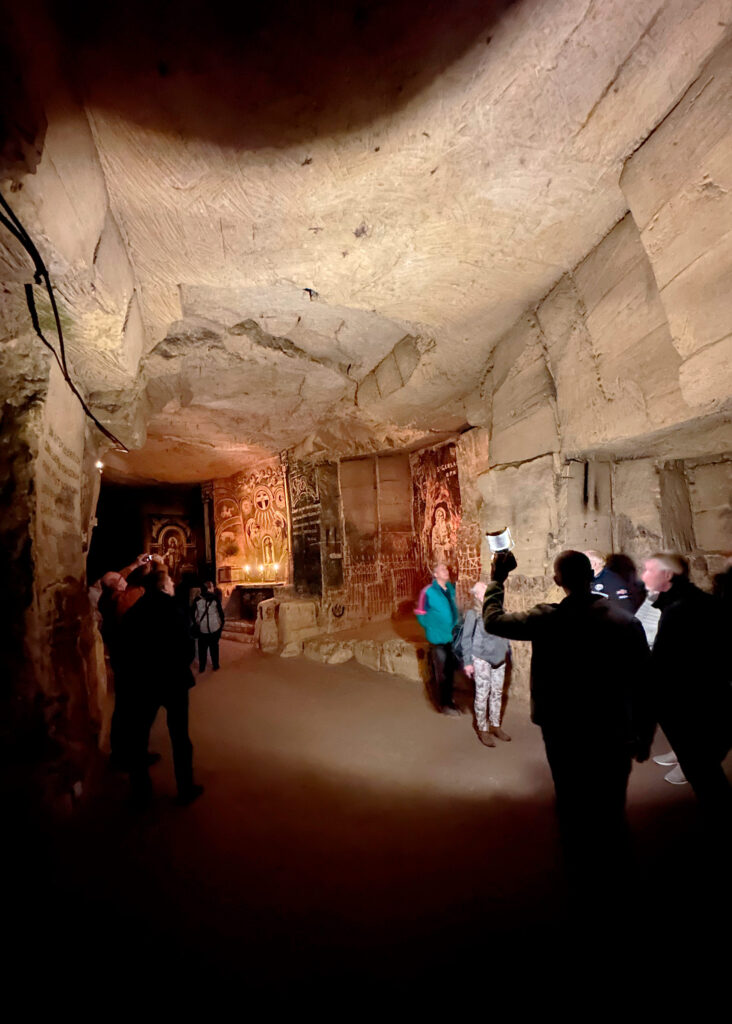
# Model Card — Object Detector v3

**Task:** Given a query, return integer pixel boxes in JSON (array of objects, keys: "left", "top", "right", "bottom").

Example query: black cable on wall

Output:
[{"left": 0, "top": 188, "right": 129, "bottom": 452}]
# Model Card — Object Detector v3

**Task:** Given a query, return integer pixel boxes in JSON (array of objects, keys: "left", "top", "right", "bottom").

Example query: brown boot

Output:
[
  {"left": 490, "top": 726, "right": 511, "bottom": 742},
  {"left": 478, "top": 730, "right": 496, "bottom": 747}
]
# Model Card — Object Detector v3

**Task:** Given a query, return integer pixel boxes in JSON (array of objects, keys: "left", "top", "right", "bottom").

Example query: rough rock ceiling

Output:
[{"left": 49, "top": 0, "right": 726, "bottom": 481}]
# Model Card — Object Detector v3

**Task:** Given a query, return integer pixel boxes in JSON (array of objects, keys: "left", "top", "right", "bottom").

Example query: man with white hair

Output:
[{"left": 642, "top": 552, "right": 732, "bottom": 821}]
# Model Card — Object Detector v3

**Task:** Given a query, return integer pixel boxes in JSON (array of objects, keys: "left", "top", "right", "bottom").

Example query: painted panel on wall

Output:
[
  {"left": 411, "top": 443, "right": 462, "bottom": 576},
  {"left": 147, "top": 515, "right": 197, "bottom": 583},
  {"left": 213, "top": 460, "right": 288, "bottom": 586}
]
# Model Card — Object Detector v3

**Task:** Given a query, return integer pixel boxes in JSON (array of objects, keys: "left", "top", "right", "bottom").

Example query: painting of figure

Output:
[
  {"left": 411, "top": 443, "right": 462, "bottom": 575},
  {"left": 431, "top": 504, "right": 454, "bottom": 565},
  {"left": 148, "top": 517, "right": 197, "bottom": 584}
]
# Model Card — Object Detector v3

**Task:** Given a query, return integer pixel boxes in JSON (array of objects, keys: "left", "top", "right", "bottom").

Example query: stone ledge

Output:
[{"left": 301, "top": 634, "right": 428, "bottom": 682}]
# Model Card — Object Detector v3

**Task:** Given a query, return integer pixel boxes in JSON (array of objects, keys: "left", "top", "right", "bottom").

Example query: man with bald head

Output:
[{"left": 481, "top": 549, "right": 651, "bottom": 889}]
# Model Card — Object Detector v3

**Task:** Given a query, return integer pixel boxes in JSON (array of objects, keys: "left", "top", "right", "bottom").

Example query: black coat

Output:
[
  {"left": 482, "top": 581, "right": 652, "bottom": 751},
  {"left": 119, "top": 590, "right": 195, "bottom": 693},
  {"left": 651, "top": 578, "right": 732, "bottom": 756}
]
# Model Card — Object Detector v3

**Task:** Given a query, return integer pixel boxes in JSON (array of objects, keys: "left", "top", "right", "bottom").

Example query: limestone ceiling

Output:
[{"left": 45, "top": 0, "right": 732, "bottom": 480}]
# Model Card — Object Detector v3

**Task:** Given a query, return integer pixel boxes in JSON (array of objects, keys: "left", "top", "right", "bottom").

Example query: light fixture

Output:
[
  {"left": 274, "top": 563, "right": 279, "bottom": 571},
  {"left": 95, "top": 460, "right": 104, "bottom": 470},
  {"left": 258, "top": 564, "right": 264, "bottom": 572}
]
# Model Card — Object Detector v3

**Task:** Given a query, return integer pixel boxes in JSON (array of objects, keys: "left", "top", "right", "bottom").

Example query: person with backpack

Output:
[
  {"left": 461, "top": 580, "right": 511, "bottom": 746},
  {"left": 192, "top": 580, "right": 226, "bottom": 672},
  {"left": 415, "top": 562, "right": 461, "bottom": 716}
]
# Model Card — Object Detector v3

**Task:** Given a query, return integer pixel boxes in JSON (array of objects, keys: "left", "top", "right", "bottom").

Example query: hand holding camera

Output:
[{"left": 491, "top": 551, "right": 517, "bottom": 583}]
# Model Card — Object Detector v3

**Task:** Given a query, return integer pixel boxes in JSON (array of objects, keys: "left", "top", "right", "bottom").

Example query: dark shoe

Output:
[
  {"left": 175, "top": 784, "right": 204, "bottom": 806},
  {"left": 440, "top": 706, "right": 461, "bottom": 717},
  {"left": 490, "top": 726, "right": 512, "bottom": 742},
  {"left": 212, "top": 666, "right": 220, "bottom": 672},
  {"left": 478, "top": 731, "right": 496, "bottom": 747}
]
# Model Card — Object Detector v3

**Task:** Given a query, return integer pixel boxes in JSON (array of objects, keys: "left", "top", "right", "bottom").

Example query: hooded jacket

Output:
[{"left": 415, "top": 579, "right": 459, "bottom": 645}]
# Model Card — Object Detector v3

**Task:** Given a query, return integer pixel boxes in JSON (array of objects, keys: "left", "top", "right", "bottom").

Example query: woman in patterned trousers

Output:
[{"left": 461, "top": 581, "right": 511, "bottom": 747}]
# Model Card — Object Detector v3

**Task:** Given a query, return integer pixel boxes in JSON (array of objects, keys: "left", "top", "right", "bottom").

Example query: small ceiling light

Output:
[
  {"left": 95, "top": 460, "right": 104, "bottom": 470},
  {"left": 274, "top": 563, "right": 279, "bottom": 571},
  {"left": 258, "top": 564, "right": 264, "bottom": 572}
]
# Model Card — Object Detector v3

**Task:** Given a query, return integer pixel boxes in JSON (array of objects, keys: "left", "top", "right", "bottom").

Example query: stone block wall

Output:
[
  {"left": 282, "top": 451, "right": 419, "bottom": 633},
  {"left": 620, "top": 34, "right": 732, "bottom": 414},
  {"left": 455, "top": 41, "right": 732, "bottom": 702}
]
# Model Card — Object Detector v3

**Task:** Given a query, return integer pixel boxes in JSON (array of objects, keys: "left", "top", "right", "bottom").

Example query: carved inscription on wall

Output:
[
  {"left": 37, "top": 423, "right": 82, "bottom": 544},
  {"left": 288, "top": 462, "right": 322, "bottom": 595}
]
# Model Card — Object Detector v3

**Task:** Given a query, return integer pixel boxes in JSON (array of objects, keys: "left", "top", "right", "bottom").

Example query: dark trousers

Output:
[
  {"left": 198, "top": 631, "right": 221, "bottom": 671},
  {"left": 665, "top": 724, "right": 732, "bottom": 828},
  {"left": 129, "top": 687, "right": 194, "bottom": 800},
  {"left": 428, "top": 643, "right": 457, "bottom": 711},
  {"left": 109, "top": 660, "right": 134, "bottom": 766},
  {"left": 542, "top": 728, "right": 632, "bottom": 892},
  {"left": 109, "top": 690, "right": 131, "bottom": 764}
]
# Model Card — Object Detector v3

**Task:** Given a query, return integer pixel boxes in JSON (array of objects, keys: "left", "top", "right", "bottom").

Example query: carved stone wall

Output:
[{"left": 1, "top": 343, "right": 103, "bottom": 814}]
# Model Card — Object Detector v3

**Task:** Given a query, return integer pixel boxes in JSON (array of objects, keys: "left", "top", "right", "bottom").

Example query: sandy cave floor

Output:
[{"left": 11, "top": 639, "right": 731, "bottom": 1007}]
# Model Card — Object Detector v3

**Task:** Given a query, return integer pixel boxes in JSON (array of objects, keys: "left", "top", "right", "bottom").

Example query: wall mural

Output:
[
  {"left": 411, "top": 443, "right": 462, "bottom": 577},
  {"left": 213, "top": 460, "right": 289, "bottom": 586},
  {"left": 147, "top": 516, "right": 197, "bottom": 584}
]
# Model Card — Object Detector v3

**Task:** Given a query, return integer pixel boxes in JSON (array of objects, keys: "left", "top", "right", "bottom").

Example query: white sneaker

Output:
[
  {"left": 664, "top": 764, "right": 688, "bottom": 785},
  {"left": 653, "top": 750, "right": 678, "bottom": 766}
]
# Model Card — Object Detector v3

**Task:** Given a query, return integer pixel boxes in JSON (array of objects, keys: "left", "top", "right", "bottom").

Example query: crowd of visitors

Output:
[
  {"left": 93, "top": 539, "right": 729, "bottom": 862},
  {"left": 416, "top": 545, "right": 732, "bottom": 885},
  {"left": 93, "top": 552, "right": 225, "bottom": 807}
]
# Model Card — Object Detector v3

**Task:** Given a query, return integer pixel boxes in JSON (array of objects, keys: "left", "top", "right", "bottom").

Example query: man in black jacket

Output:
[
  {"left": 642, "top": 552, "right": 732, "bottom": 823},
  {"left": 482, "top": 550, "right": 652, "bottom": 885},
  {"left": 121, "top": 570, "right": 203, "bottom": 806}
]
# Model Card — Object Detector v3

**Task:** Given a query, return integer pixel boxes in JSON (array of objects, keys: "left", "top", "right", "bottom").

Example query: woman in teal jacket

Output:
[{"left": 415, "top": 563, "right": 460, "bottom": 715}]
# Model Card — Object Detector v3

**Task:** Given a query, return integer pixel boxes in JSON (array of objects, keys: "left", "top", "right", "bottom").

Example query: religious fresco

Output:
[
  {"left": 410, "top": 443, "right": 462, "bottom": 577},
  {"left": 212, "top": 460, "right": 289, "bottom": 586},
  {"left": 147, "top": 515, "right": 197, "bottom": 584}
]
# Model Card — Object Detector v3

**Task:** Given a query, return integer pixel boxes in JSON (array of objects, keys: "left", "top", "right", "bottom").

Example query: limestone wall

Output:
[
  {"left": 0, "top": 341, "right": 104, "bottom": 813},
  {"left": 620, "top": 34, "right": 732, "bottom": 414},
  {"left": 456, "top": 37, "right": 732, "bottom": 703},
  {"left": 1, "top": 82, "right": 139, "bottom": 811}
]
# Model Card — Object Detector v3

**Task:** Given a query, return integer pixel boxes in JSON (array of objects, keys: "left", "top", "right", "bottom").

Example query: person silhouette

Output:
[{"left": 481, "top": 550, "right": 651, "bottom": 895}]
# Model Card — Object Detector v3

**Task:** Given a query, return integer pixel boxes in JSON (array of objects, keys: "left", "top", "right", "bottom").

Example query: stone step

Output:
[
  {"left": 221, "top": 631, "right": 254, "bottom": 644},
  {"left": 223, "top": 619, "right": 255, "bottom": 634}
]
